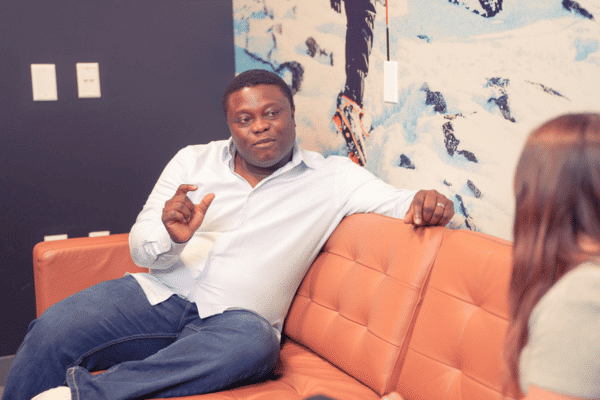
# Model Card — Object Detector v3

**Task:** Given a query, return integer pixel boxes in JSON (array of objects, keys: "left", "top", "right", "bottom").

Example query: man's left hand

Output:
[{"left": 403, "top": 190, "right": 454, "bottom": 227}]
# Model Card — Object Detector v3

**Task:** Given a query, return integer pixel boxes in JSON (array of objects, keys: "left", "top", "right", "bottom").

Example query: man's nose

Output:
[{"left": 251, "top": 117, "right": 270, "bottom": 133}]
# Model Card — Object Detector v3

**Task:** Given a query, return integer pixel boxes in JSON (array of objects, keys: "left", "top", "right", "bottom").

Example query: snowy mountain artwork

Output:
[{"left": 233, "top": 0, "right": 600, "bottom": 240}]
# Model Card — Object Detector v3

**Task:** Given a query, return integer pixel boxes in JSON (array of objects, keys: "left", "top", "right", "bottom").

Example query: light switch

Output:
[
  {"left": 44, "top": 234, "right": 68, "bottom": 241},
  {"left": 31, "top": 64, "right": 58, "bottom": 101},
  {"left": 89, "top": 231, "right": 110, "bottom": 237},
  {"left": 76, "top": 62, "right": 101, "bottom": 98},
  {"left": 383, "top": 61, "right": 398, "bottom": 103}
]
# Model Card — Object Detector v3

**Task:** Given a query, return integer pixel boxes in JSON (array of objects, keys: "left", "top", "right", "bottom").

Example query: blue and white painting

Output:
[{"left": 233, "top": 0, "right": 600, "bottom": 240}]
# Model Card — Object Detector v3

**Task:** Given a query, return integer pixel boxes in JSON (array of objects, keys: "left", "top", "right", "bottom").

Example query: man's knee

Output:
[
  {"left": 27, "top": 309, "right": 73, "bottom": 344},
  {"left": 26, "top": 278, "right": 132, "bottom": 349},
  {"left": 221, "top": 310, "right": 280, "bottom": 366}
]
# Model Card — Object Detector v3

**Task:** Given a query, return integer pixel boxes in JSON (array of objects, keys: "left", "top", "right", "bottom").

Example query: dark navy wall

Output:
[{"left": 0, "top": 0, "right": 234, "bottom": 356}]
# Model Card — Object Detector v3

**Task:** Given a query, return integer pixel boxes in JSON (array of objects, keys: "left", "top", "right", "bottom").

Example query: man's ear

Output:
[{"left": 291, "top": 106, "right": 296, "bottom": 125}]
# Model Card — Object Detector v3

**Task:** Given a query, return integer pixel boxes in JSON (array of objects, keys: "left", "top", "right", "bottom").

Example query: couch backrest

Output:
[
  {"left": 394, "top": 228, "right": 517, "bottom": 400},
  {"left": 284, "top": 213, "right": 446, "bottom": 396}
]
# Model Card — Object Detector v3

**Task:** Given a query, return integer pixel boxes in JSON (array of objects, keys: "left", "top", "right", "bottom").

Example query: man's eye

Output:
[
  {"left": 266, "top": 109, "right": 280, "bottom": 118},
  {"left": 237, "top": 116, "right": 251, "bottom": 124}
]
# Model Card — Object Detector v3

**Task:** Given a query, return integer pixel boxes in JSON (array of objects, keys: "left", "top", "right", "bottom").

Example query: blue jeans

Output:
[{"left": 2, "top": 275, "right": 280, "bottom": 400}]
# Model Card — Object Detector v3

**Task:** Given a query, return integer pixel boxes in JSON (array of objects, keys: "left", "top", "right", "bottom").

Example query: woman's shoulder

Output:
[
  {"left": 542, "top": 261, "right": 600, "bottom": 305},
  {"left": 521, "top": 261, "right": 600, "bottom": 398}
]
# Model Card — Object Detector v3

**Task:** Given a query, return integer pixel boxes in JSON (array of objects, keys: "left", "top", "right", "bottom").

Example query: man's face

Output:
[{"left": 226, "top": 84, "right": 296, "bottom": 171}]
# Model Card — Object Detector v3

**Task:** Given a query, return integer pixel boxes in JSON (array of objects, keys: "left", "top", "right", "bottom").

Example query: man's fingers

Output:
[
  {"left": 165, "top": 185, "right": 198, "bottom": 221},
  {"left": 163, "top": 209, "right": 187, "bottom": 225},
  {"left": 405, "top": 190, "right": 455, "bottom": 227},
  {"left": 420, "top": 195, "right": 454, "bottom": 226},
  {"left": 174, "top": 197, "right": 195, "bottom": 214},
  {"left": 181, "top": 196, "right": 196, "bottom": 217},
  {"left": 163, "top": 191, "right": 214, "bottom": 243},
  {"left": 174, "top": 184, "right": 198, "bottom": 196},
  {"left": 439, "top": 200, "right": 455, "bottom": 226},
  {"left": 420, "top": 192, "right": 440, "bottom": 224},
  {"left": 163, "top": 197, "right": 195, "bottom": 222},
  {"left": 426, "top": 200, "right": 447, "bottom": 226},
  {"left": 188, "top": 193, "right": 216, "bottom": 232},
  {"left": 427, "top": 197, "right": 454, "bottom": 226},
  {"left": 197, "top": 193, "right": 216, "bottom": 215},
  {"left": 403, "top": 206, "right": 416, "bottom": 225},
  {"left": 409, "top": 191, "right": 427, "bottom": 225}
]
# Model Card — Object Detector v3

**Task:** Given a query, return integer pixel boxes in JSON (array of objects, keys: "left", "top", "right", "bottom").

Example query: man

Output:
[{"left": 4, "top": 69, "right": 453, "bottom": 400}]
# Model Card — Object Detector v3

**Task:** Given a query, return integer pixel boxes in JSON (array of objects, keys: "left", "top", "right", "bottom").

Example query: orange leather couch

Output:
[{"left": 33, "top": 213, "right": 517, "bottom": 400}]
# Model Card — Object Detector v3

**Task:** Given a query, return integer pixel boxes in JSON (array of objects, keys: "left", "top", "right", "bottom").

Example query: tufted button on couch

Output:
[{"left": 33, "top": 213, "right": 518, "bottom": 400}]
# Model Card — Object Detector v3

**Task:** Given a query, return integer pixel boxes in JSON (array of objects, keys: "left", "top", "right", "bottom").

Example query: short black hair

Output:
[{"left": 222, "top": 69, "right": 294, "bottom": 116}]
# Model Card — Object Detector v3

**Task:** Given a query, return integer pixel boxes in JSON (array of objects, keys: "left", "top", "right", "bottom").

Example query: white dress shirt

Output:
[{"left": 129, "top": 139, "right": 416, "bottom": 338}]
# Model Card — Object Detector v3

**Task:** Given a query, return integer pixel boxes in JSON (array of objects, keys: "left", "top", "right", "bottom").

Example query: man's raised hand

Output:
[{"left": 161, "top": 184, "right": 215, "bottom": 243}]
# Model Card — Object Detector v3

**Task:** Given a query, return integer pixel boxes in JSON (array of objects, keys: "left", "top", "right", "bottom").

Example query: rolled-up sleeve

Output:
[
  {"left": 129, "top": 147, "right": 194, "bottom": 270},
  {"left": 334, "top": 156, "right": 416, "bottom": 219}
]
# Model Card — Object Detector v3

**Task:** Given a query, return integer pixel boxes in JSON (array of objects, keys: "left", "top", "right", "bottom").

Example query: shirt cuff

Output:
[{"left": 168, "top": 239, "right": 187, "bottom": 255}]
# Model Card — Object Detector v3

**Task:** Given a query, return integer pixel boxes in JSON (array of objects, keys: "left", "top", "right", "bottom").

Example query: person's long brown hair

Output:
[{"left": 504, "top": 112, "right": 600, "bottom": 395}]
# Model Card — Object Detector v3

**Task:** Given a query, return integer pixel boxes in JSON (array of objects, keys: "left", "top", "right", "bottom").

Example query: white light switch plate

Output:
[
  {"left": 44, "top": 234, "right": 68, "bottom": 241},
  {"left": 89, "top": 231, "right": 110, "bottom": 237},
  {"left": 31, "top": 64, "right": 58, "bottom": 101},
  {"left": 76, "top": 62, "right": 101, "bottom": 98},
  {"left": 383, "top": 61, "right": 398, "bottom": 103}
]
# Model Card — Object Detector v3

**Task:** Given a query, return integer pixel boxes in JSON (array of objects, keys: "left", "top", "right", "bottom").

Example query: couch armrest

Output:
[{"left": 33, "top": 233, "right": 146, "bottom": 317}]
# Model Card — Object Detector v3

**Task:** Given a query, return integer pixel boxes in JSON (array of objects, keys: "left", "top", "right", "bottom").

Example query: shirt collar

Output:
[
  {"left": 222, "top": 138, "right": 316, "bottom": 171},
  {"left": 223, "top": 138, "right": 235, "bottom": 163}
]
